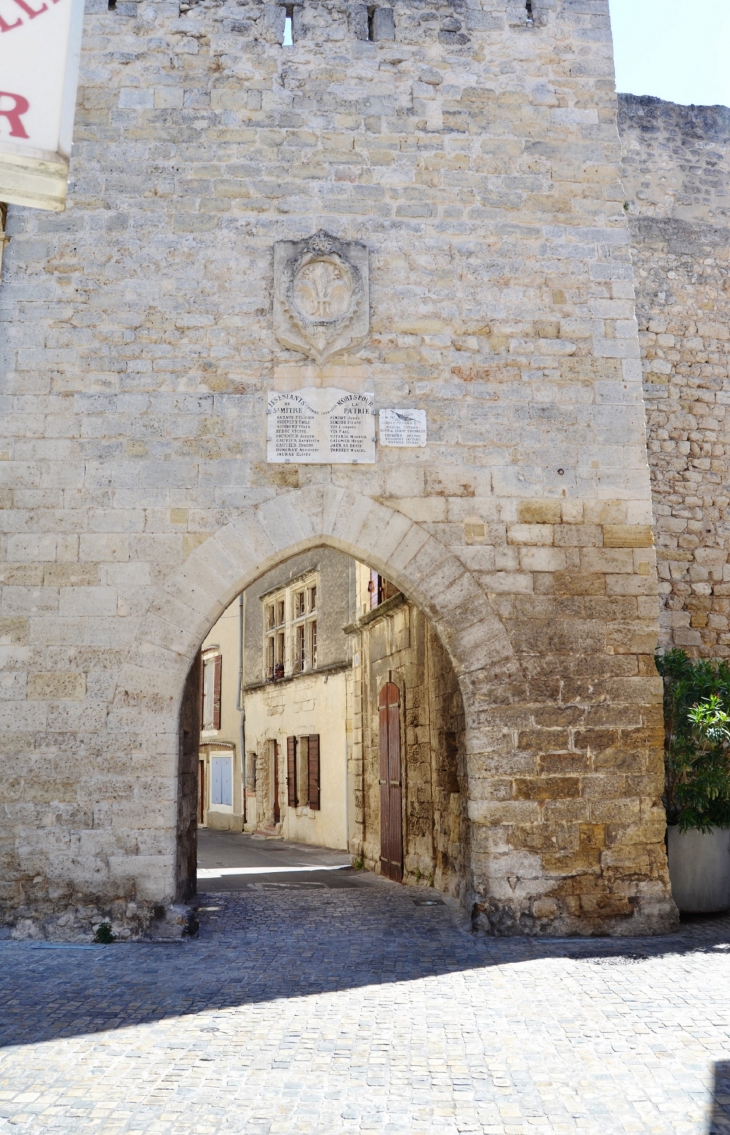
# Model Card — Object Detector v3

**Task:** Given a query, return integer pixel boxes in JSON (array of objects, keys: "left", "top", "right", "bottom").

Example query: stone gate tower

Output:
[{"left": 0, "top": 0, "right": 677, "bottom": 937}]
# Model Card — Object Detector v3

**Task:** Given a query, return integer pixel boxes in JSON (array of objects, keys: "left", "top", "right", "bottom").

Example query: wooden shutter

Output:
[
  {"left": 212, "top": 654, "right": 222, "bottom": 730},
  {"left": 222, "top": 757, "right": 232, "bottom": 807},
  {"left": 211, "top": 756, "right": 222, "bottom": 805},
  {"left": 273, "top": 739, "right": 280, "bottom": 823},
  {"left": 308, "top": 734, "right": 320, "bottom": 810},
  {"left": 369, "top": 569, "right": 380, "bottom": 609},
  {"left": 211, "top": 755, "right": 232, "bottom": 806},
  {"left": 287, "top": 736, "right": 297, "bottom": 807}
]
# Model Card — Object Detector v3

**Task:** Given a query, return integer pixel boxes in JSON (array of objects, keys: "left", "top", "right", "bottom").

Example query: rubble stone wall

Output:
[
  {"left": 0, "top": 0, "right": 675, "bottom": 938},
  {"left": 619, "top": 95, "right": 730, "bottom": 656},
  {"left": 352, "top": 597, "right": 468, "bottom": 898}
]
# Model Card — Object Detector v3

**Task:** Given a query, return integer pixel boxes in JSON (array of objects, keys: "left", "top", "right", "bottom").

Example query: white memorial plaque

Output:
[
  {"left": 267, "top": 388, "right": 375, "bottom": 464},
  {"left": 379, "top": 408, "right": 427, "bottom": 447}
]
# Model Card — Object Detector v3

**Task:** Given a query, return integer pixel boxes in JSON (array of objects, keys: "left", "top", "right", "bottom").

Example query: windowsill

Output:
[
  {"left": 344, "top": 591, "right": 406, "bottom": 634},
  {"left": 200, "top": 729, "right": 220, "bottom": 737},
  {"left": 244, "top": 660, "right": 349, "bottom": 692},
  {"left": 295, "top": 806, "right": 315, "bottom": 818},
  {"left": 208, "top": 803, "right": 233, "bottom": 814}
]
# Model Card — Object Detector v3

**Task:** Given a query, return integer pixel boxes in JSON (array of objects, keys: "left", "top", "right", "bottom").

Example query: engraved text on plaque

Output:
[{"left": 267, "top": 388, "right": 375, "bottom": 464}]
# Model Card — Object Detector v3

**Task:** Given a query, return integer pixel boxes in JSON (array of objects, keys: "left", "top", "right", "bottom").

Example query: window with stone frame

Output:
[
  {"left": 263, "top": 573, "right": 318, "bottom": 681},
  {"left": 287, "top": 734, "right": 321, "bottom": 810},
  {"left": 291, "top": 580, "right": 317, "bottom": 674},
  {"left": 264, "top": 596, "right": 286, "bottom": 681},
  {"left": 367, "top": 568, "right": 400, "bottom": 610}
]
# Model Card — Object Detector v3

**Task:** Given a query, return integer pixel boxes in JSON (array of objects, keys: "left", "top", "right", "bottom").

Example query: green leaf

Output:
[{"left": 657, "top": 650, "right": 730, "bottom": 832}]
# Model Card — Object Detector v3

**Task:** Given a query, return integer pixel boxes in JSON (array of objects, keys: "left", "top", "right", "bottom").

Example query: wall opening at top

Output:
[{"left": 282, "top": 7, "right": 294, "bottom": 44}]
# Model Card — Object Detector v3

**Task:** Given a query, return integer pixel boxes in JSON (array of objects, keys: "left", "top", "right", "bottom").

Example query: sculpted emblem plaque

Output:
[{"left": 273, "top": 231, "right": 369, "bottom": 364}]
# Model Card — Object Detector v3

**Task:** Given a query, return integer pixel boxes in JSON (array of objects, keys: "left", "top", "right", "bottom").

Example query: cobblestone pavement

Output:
[{"left": 1, "top": 878, "right": 729, "bottom": 1135}]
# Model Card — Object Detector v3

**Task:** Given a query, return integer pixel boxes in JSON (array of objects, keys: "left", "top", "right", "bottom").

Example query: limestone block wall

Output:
[
  {"left": 351, "top": 594, "right": 468, "bottom": 897},
  {"left": 619, "top": 96, "right": 730, "bottom": 656},
  {"left": 0, "top": 0, "right": 676, "bottom": 937}
]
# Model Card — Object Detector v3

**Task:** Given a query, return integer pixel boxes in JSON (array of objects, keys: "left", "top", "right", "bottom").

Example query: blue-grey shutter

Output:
[
  {"left": 211, "top": 757, "right": 222, "bottom": 805},
  {"left": 222, "top": 758, "right": 232, "bottom": 807},
  {"left": 211, "top": 756, "right": 232, "bottom": 806}
]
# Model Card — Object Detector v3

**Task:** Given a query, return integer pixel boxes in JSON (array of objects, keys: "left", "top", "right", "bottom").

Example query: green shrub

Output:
[
  {"left": 93, "top": 921, "right": 116, "bottom": 944},
  {"left": 656, "top": 649, "right": 730, "bottom": 832}
]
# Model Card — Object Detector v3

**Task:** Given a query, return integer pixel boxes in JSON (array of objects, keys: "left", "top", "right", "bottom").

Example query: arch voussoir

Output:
[
  {"left": 256, "top": 493, "right": 317, "bottom": 551},
  {"left": 228, "top": 511, "right": 280, "bottom": 567},
  {"left": 327, "top": 489, "right": 379, "bottom": 549},
  {"left": 127, "top": 488, "right": 514, "bottom": 716}
]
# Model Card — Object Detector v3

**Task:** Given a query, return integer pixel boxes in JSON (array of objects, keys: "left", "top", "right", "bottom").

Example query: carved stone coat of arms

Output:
[{"left": 273, "top": 231, "right": 369, "bottom": 364}]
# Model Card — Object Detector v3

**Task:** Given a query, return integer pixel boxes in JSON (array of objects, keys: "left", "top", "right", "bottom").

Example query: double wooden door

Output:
[{"left": 379, "top": 682, "right": 403, "bottom": 882}]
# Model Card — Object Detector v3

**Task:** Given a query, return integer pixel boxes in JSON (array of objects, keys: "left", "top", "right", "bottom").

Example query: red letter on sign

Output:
[
  {"left": 0, "top": 92, "right": 30, "bottom": 138},
  {"left": 0, "top": 11, "right": 22, "bottom": 28},
  {"left": 11, "top": 0, "right": 49, "bottom": 16}
]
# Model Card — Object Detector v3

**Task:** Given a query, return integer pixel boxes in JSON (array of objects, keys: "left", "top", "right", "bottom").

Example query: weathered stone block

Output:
[
  {"left": 603, "top": 525, "right": 654, "bottom": 549},
  {"left": 514, "top": 778, "right": 581, "bottom": 802},
  {"left": 517, "top": 501, "right": 561, "bottom": 525},
  {"left": 27, "top": 673, "right": 86, "bottom": 700}
]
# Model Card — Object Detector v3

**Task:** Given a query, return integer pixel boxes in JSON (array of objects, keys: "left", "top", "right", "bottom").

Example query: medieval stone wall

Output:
[
  {"left": 427, "top": 621, "right": 468, "bottom": 893},
  {"left": 352, "top": 595, "right": 468, "bottom": 898},
  {"left": 619, "top": 95, "right": 730, "bottom": 657},
  {"left": 0, "top": 0, "right": 676, "bottom": 938}
]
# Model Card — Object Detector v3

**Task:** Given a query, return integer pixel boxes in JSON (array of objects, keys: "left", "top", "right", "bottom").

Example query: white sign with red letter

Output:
[{"left": 0, "top": 0, "right": 84, "bottom": 210}]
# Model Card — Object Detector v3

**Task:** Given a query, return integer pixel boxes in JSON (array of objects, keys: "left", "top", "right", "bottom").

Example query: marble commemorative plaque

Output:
[
  {"left": 379, "top": 408, "right": 427, "bottom": 447},
  {"left": 267, "top": 387, "right": 375, "bottom": 464}
]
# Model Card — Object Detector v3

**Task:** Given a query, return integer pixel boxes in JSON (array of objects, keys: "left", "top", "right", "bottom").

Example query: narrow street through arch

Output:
[
  {"left": 187, "top": 547, "right": 469, "bottom": 908},
  {"left": 197, "top": 827, "right": 356, "bottom": 891}
]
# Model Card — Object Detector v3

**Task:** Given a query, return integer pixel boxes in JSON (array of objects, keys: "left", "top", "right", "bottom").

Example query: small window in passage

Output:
[{"left": 283, "top": 6, "right": 294, "bottom": 45}]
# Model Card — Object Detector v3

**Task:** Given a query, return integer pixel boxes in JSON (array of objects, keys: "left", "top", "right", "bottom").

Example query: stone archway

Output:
[
  {"left": 115, "top": 485, "right": 516, "bottom": 914},
  {"left": 120, "top": 486, "right": 513, "bottom": 700}
]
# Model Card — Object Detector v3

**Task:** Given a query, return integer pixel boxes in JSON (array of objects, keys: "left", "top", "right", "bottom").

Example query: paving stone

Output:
[{"left": 0, "top": 883, "right": 728, "bottom": 1133}]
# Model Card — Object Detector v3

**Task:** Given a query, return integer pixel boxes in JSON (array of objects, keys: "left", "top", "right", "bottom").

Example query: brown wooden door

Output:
[
  {"left": 273, "top": 739, "right": 280, "bottom": 823},
  {"left": 379, "top": 682, "right": 403, "bottom": 882}
]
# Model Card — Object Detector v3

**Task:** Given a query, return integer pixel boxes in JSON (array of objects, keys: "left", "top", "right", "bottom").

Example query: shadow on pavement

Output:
[
  {"left": 0, "top": 832, "right": 729, "bottom": 1051},
  {"left": 711, "top": 1061, "right": 730, "bottom": 1134}
]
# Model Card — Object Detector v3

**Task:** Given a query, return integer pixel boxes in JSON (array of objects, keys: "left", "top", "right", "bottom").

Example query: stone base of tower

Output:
[{"left": 471, "top": 891, "right": 679, "bottom": 939}]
